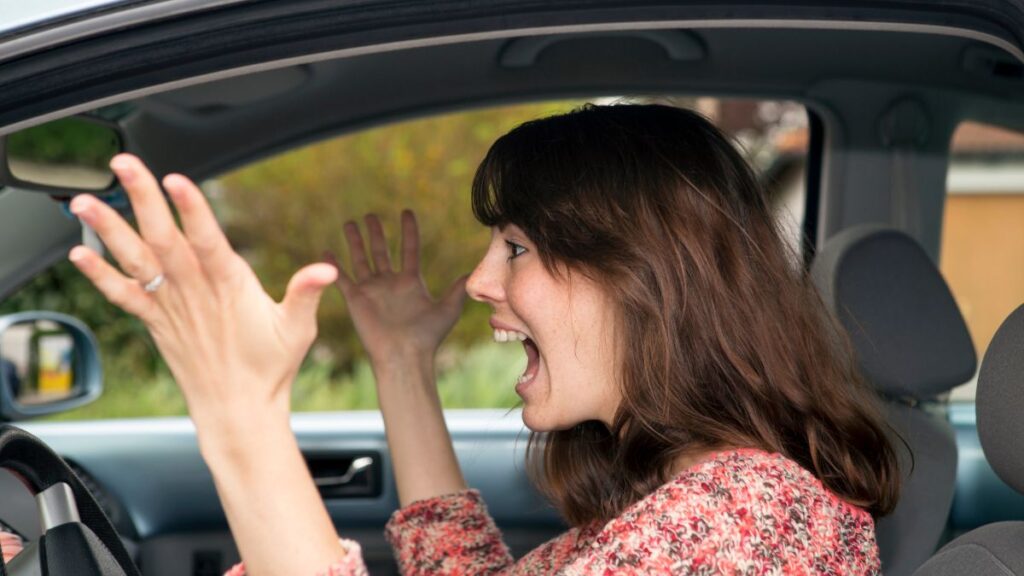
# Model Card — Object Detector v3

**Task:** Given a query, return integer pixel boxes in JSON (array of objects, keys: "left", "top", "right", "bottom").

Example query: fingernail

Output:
[
  {"left": 110, "top": 156, "right": 134, "bottom": 183},
  {"left": 68, "top": 246, "right": 87, "bottom": 263},
  {"left": 69, "top": 195, "right": 90, "bottom": 216},
  {"left": 164, "top": 179, "right": 184, "bottom": 200},
  {"left": 163, "top": 173, "right": 185, "bottom": 189}
]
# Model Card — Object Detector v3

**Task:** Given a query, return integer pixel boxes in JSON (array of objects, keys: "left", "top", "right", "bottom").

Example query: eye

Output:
[{"left": 505, "top": 240, "right": 527, "bottom": 261}]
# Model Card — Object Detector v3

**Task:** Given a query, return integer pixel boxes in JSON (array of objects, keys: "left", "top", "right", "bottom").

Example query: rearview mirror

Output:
[
  {"left": 0, "top": 312, "right": 102, "bottom": 420},
  {"left": 0, "top": 116, "right": 123, "bottom": 193}
]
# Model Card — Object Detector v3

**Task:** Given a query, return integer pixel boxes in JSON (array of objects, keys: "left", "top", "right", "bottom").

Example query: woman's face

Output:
[{"left": 466, "top": 224, "right": 621, "bottom": 431}]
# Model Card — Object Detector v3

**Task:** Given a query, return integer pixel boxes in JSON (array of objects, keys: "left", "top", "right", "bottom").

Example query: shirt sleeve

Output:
[
  {"left": 222, "top": 538, "right": 369, "bottom": 576},
  {"left": 384, "top": 489, "right": 514, "bottom": 575}
]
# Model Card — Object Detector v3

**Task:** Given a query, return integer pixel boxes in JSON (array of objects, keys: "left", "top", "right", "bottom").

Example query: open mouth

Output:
[
  {"left": 519, "top": 338, "right": 540, "bottom": 387},
  {"left": 493, "top": 328, "right": 540, "bottom": 391}
]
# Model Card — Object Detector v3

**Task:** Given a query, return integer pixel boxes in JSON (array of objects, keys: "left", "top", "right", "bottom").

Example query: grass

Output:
[{"left": 45, "top": 341, "right": 524, "bottom": 421}]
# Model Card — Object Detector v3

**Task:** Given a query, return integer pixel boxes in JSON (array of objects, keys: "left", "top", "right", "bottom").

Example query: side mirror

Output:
[
  {"left": 0, "top": 116, "right": 123, "bottom": 193},
  {"left": 0, "top": 312, "right": 102, "bottom": 420}
]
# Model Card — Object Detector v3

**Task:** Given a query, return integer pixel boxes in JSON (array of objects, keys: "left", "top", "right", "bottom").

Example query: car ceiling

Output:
[{"left": 2, "top": 2, "right": 1024, "bottom": 297}]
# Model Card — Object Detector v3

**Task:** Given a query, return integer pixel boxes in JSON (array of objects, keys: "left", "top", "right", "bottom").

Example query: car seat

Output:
[
  {"left": 912, "top": 302, "right": 1024, "bottom": 575},
  {"left": 812, "top": 225, "right": 977, "bottom": 576}
]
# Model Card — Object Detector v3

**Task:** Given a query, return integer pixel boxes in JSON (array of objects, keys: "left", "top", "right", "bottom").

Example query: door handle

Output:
[
  {"left": 313, "top": 456, "right": 374, "bottom": 488},
  {"left": 305, "top": 452, "right": 381, "bottom": 498}
]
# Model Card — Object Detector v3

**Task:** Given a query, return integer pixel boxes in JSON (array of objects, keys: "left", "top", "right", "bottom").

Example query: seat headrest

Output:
[
  {"left": 977, "top": 304, "right": 1024, "bottom": 494},
  {"left": 812, "top": 225, "right": 976, "bottom": 399}
]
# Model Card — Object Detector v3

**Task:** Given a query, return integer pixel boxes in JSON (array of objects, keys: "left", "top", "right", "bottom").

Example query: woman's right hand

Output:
[{"left": 326, "top": 211, "right": 467, "bottom": 366}]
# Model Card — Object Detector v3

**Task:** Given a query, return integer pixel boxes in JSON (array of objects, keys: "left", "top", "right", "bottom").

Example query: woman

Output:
[{"left": 54, "top": 104, "right": 895, "bottom": 574}]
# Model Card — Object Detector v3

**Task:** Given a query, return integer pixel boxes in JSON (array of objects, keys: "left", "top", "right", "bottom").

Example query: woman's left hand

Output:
[
  {"left": 68, "top": 154, "right": 337, "bottom": 438},
  {"left": 325, "top": 211, "right": 467, "bottom": 368}
]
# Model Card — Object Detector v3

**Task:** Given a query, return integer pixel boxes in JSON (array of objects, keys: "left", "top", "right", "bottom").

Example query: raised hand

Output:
[
  {"left": 326, "top": 211, "right": 466, "bottom": 366},
  {"left": 327, "top": 211, "right": 470, "bottom": 506},
  {"left": 69, "top": 154, "right": 354, "bottom": 575},
  {"left": 67, "top": 154, "right": 337, "bottom": 431}
]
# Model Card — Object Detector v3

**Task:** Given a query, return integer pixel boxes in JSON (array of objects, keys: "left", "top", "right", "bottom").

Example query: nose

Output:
[{"left": 466, "top": 246, "right": 505, "bottom": 305}]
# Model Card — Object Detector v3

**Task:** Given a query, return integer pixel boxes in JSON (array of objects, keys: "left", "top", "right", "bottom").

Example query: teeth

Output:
[{"left": 493, "top": 329, "right": 528, "bottom": 343}]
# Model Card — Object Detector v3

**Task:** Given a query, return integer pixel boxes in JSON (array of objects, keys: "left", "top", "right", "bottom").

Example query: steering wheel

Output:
[{"left": 0, "top": 425, "right": 139, "bottom": 576}]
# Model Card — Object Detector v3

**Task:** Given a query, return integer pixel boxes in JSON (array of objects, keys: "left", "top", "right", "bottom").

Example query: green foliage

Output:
[
  {"left": 46, "top": 341, "right": 524, "bottom": 420},
  {"left": 7, "top": 118, "right": 119, "bottom": 166},
  {"left": 289, "top": 342, "right": 524, "bottom": 412}
]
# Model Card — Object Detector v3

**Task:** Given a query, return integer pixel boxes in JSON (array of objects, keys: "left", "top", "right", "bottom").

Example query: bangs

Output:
[
  {"left": 470, "top": 118, "right": 550, "bottom": 232},
  {"left": 471, "top": 105, "right": 599, "bottom": 235},
  {"left": 470, "top": 136, "right": 513, "bottom": 229}
]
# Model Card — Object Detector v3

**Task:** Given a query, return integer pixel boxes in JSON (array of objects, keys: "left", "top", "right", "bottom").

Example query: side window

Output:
[
  {"left": 943, "top": 121, "right": 1024, "bottom": 401},
  {"left": 1, "top": 98, "right": 808, "bottom": 419}
]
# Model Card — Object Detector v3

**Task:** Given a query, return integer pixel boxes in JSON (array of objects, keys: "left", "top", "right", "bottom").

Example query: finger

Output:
[
  {"left": 0, "top": 532, "right": 21, "bottom": 563},
  {"left": 69, "top": 246, "right": 157, "bottom": 321},
  {"left": 163, "top": 173, "right": 246, "bottom": 284},
  {"left": 0, "top": 543, "right": 20, "bottom": 561},
  {"left": 365, "top": 214, "right": 392, "bottom": 273},
  {"left": 323, "top": 251, "right": 354, "bottom": 296},
  {"left": 400, "top": 209, "right": 420, "bottom": 274},
  {"left": 280, "top": 263, "right": 339, "bottom": 342},
  {"left": 109, "top": 154, "right": 193, "bottom": 277},
  {"left": 343, "top": 221, "right": 372, "bottom": 280},
  {"left": 69, "top": 195, "right": 163, "bottom": 286}
]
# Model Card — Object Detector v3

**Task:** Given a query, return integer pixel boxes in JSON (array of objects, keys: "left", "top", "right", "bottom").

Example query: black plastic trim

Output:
[
  {"left": 0, "top": 1, "right": 1021, "bottom": 131},
  {"left": 802, "top": 109, "right": 825, "bottom": 269}
]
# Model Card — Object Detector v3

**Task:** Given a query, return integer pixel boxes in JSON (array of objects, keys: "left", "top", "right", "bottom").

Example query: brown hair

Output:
[{"left": 471, "top": 103, "right": 900, "bottom": 526}]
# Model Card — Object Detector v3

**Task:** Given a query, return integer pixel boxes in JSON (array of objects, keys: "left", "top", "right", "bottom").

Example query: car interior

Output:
[
  {"left": 812, "top": 225, "right": 976, "bottom": 575},
  {"left": 1, "top": 1, "right": 1024, "bottom": 574}
]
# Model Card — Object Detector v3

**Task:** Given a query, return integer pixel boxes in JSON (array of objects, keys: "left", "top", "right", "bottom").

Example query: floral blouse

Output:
[{"left": 226, "top": 448, "right": 880, "bottom": 575}]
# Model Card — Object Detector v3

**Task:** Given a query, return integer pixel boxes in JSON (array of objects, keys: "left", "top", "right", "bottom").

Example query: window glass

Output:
[
  {"left": 2, "top": 97, "right": 808, "bottom": 419},
  {"left": 943, "top": 121, "right": 1024, "bottom": 402}
]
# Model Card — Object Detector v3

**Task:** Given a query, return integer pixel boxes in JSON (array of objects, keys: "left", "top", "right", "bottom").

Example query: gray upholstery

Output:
[
  {"left": 976, "top": 304, "right": 1024, "bottom": 495},
  {"left": 916, "top": 522, "right": 1024, "bottom": 576},
  {"left": 813, "top": 225, "right": 976, "bottom": 576},
  {"left": 914, "top": 305, "right": 1024, "bottom": 576},
  {"left": 812, "top": 225, "right": 976, "bottom": 399},
  {"left": 879, "top": 404, "right": 958, "bottom": 576}
]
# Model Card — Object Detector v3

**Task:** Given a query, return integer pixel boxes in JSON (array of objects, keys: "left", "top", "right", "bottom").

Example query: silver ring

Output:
[{"left": 142, "top": 273, "right": 165, "bottom": 293}]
